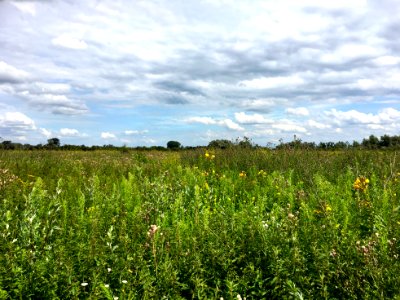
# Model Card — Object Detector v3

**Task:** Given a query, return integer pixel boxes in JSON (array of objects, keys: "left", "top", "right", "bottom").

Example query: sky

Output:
[{"left": 1, "top": 0, "right": 400, "bottom": 147}]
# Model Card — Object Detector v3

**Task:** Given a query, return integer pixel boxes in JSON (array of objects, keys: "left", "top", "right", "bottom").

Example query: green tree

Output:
[
  {"left": 208, "top": 139, "right": 233, "bottom": 149},
  {"left": 47, "top": 138, "right": 60, "bottom": 148},
  {"left": 167, "top": 140, "right": 181, "bottom": 150}
]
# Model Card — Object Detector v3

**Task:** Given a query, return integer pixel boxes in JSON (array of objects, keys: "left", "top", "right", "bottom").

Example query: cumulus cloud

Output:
[
  {"left": 52, "top": 34, "right": 88, "bottom": 50},
  {"left": 324, "top": 108, "right": 400, "bottom": 126},
  {"left": 0, "top": 61, "right": 30, "bottom": 84},
  {"left": 239, "top": 75, "right": 305, "bottom": 90},
  {"left": 59, "top": 128, "right": 83, "bottom": 137},
  {"left": 286, "top": 107, "right": 309, "bottom": 116},
  {"left": 40, "top": 128, "right": 52, "bottom": 138},
  {"left": 0, "top": 112, "right": 36, "bottom": 139},
  {"left": 13, "top": 88, "right": 88, "bottom": 115},
  {"left": 10, "top": 1, "right": 36, "bottom": 16},
  {"left": 272, "top": 122, "right": 307, "bottom": 133},
  {"left": 307, "top": 120, "right": 331, "bottom": 129},
  {"left": 186, "top": 116, "right": 244, "bottom": 131},
  {"left": 124, "top": 130, "right": 149, "bottom": 135},
  {"left": 234, "top": 112, "right": 272, "bottom": 124},
  {"left": 101, "top": 132, "right": 117, "bottom": 139},
  {"left": 220, "top": 119, "right": 244, "bottom": 131},
  {"left": 185, "top": 117, "right": 217, "bottom": 125}
]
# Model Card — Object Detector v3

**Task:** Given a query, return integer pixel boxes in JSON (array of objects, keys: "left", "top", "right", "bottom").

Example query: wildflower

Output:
[
  {"left": 205, "top": 151, "right": 215, "bottom": 160},
  {"left": 148, "top": 224, "right": 159, "bottom": 238},
  {"left": 330, "top": 249, "right": 337, "bottom": 258},
  {"left": 239, "top": 171, "right": 246, "bottom": 178},
  {"left": 104, "top": 284, "right": 110, "bottom": 288},
  {"left": 122, "top": 280, "right": 127, "bottom": 284},
  {"left": 114, "top": 297, "right": 119, "bottom": 300},
  {"left": 258, "top": 169, "right": 267, "bottom": 177},
  {"left": 262, "top": 221, "right": 268, "bottom": 229},
  {"left": 81, "top": 282, "right": 88, "bottom": 286},
  {"left": 353, "top": 176, "right": 369, "bottom": 192},
  {"left": 107, "top": 267, "right": 112, "bottom": 273},
  {"left": 325, "top": 204, "right": 332, "bottom": 212}
]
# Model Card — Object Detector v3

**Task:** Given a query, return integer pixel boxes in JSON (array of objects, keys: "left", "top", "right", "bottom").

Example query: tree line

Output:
[{"left": 1, "top": 134, "right": 400, "bottom": 151}]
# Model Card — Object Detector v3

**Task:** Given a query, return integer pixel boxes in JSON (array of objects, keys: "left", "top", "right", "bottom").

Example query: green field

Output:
[{"left": 1, "top": 149, "right": 400, "bottom": 299}]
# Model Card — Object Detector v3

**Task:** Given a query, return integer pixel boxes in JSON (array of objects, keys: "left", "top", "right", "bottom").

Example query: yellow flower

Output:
[
  {"left": 258, "top": 169, "right": 267, "bottom": 177},
  {"left": 353, "top": 176, "right": 369, "bottom": 192},
  {"left": 239, "top": 171, "right": 246, "bottom": 178},
  {"left": 205, "top": 151, "right": 215, "bottom": 160},
  {"left": 325, "top": 204, "right": 332, "bottom": 212}
]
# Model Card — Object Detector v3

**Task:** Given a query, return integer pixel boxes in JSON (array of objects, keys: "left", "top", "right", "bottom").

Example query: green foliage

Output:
[
  {"left": 208, "top": 139, "right": 234, "bottom": 149},
  {"left": 0, "top": 149, "right": 400, "bottom": 298},
  {"left": 47, "top": 138, "right": 60, "bottom": 148},
  {"left": 167, "top": 140, "right": 181, "bottom": 150}
]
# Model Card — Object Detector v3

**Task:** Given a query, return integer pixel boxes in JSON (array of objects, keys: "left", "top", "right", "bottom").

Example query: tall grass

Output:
[{"left": 0, "top": 149, "right": 399, "bottom": 299}]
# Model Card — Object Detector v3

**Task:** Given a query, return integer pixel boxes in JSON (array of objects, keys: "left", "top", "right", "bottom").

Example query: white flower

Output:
[
  {"left": 113, "top": 297, "right": 119, "bottom": 300},
  {"left": 121, "top": 280, "right": 127, "bottom": 284},
  {"left": 81, "top": 282, "right": 88, "bottom": 286},
  {"left": 107, "top": 267, "right": 112, "bottom": 272},
  {"left": 104, "top": 284, "right": 109, "bottom": 288}
]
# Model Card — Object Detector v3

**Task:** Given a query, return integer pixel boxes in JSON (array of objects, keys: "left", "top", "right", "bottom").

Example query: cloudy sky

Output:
[{"left": 1, "top": 0, "right": 400, "bottom": 146}]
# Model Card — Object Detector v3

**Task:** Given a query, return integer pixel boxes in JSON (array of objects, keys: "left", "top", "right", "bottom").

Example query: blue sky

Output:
[{"left": 1, "top": 0, "right": 400, "bottom": 146}]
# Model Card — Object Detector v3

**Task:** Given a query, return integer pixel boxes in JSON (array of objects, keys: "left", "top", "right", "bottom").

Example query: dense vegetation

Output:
[
  {"left": 1, "top": 148, "right": 400, "bottom": 299},
  {"left": 3, "top": 133, "right": 400, "bottom": 151}
]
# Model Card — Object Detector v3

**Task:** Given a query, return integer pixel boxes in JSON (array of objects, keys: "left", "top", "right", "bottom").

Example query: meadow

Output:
[{"left": 0, "top": 148, "right": 400, "bottom": 299}]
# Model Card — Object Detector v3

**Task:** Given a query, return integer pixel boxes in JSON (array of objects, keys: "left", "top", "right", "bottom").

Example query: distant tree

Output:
[
  {"left": 334, "top": 141, "right": 349, "bottom": 149},
  {"left": 47, "top": 138, "right": 60, "bottom": 148},
  {"left": 362, "top": 135, "right": 379, "bottom": 149},
  {"left": 379, "top": 134, "right": 392, "bottom": 148},
  {"left": 1, "top": 141, "right": 13, "bottom": 150},
  {"left": 352, "top": 141, "right": 361, "bottom": 148},
  {"left": 167, "top": 141, "right": 181, "bottom": 150},
  {"left": 208, "top": 139, "right": 233, "bottom": 149},
  {"left": 236, "top": 136, "right": 255, "bottom": 149}
]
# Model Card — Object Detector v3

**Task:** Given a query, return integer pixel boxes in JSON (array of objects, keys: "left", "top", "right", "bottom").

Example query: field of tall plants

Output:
[{"left": 1, "top": 148, "right": 400, "bottom": 299}]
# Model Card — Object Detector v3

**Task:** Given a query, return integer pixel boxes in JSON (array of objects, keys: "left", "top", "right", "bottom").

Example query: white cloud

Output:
[
  {"left": 124, "top": 130, "right": 148, "bottom": 135},
  {"left": 60, "top": 128, "right": 81, "bottom": 137},
  {"left": 28, "top": 83, "right": 71, "bottom": 95},
  {"left": 220, "top": 119, "right": 244, "bottom": 131},
  {"left": 325, "top": 108, "right": 400, "bottom": 126},
  {"left": 286, "top": 107, "right": 309, "bottom": 117},
  {"left": 10, "top": 1, "right": 36, "bottom": 16},
  {"left": 52, "top": 34, "right": 88, "bottom": 50},
  {"left": 101, "top": 132, "right": 116, "bottom": 139},
  {"left": 186, "top": 116, "right": 244, "bottom": 131},
  {"left": 0, "top": 61, "right": 30, "bottom": 83},
  {"left": 186, "top": 116, "right": 217, "bottom": 125},
  {"left": 239, "top": 75, "right": 305, "bottom": 89},
  {"left": 272, "top": 122, "right": 307, "bottom": 133},
  {"left": 373, "top": 56, "right": 400, "bottom": 66},
  {"left": 234, "top": 112, "right": 272, "bottom": 124},
  {"left": 14, "top": 89, "right": 88, "bottom": 115},
  {"left": 307, "top": 120, "right": 331, "bottom": 129},
  {"left": 0, "top": 112, "right": 36, "bottom": 130},
  {"left": 40, "top": 128, "right": 52, "bottom": 138},
  {"left": 320, "top": 44, "right": 383, "bottom": 64},
  {"left": 0, "top": 112, "right": 37, "bottom": 139}
]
